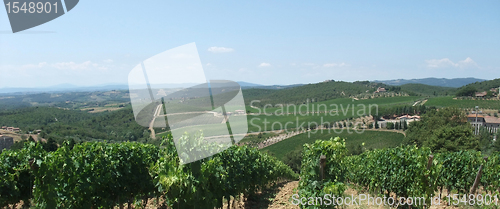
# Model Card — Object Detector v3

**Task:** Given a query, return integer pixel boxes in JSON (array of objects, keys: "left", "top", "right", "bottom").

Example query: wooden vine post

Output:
[
  {"left": 424, "top": 155, "right": 434, "bottom": 209},
  {"left": 426, "top": 155, "right": 434, "bottom": 170},
  {"left": 470, "top": 156, "right": 488, "bottom": 194},
  {"left": 320, "top": 155, "right": 326, "bottom": 180}
]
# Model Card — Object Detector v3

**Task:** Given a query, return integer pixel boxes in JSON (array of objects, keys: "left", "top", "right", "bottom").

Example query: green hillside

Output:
[
  {"left": 241, "top": 80, "right": 460, "bottom": 107},
  {"left": 242, "top": 81, "right": 395, "bottom": 106},
  {"left": 457, "top": 78, "right": 500, "bottom": 93},
  {"left": 375, "top": 77, "right": 484, "bottom": 88}
]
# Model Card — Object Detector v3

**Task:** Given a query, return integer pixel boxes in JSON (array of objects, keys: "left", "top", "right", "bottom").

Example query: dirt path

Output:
[
  {"left": 221, "top": 181, "right": 300, "bottom": 209},
  {"left": 149, "top": 104, "right": 163, "bottom": 139},
  {"left": 265, "top": 181, "right": 299, "bottom": 209}
]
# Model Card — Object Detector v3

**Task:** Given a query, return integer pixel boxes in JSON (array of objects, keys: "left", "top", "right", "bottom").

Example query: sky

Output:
[{"left": 0, "top": 0, "right": 499, "bottom": 88}]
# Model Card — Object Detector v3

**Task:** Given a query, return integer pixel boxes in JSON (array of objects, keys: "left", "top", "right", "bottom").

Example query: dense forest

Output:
[
  {"left": 404, "top": 107, "right": 499, "bottom": 154},
  {"left": 0, "top": 107, "right": 153, "bottom": 145}
]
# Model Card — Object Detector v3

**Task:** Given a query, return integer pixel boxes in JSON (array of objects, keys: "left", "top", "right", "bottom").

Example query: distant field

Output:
[
  {"left": 246, "top": 96, "right": 422, "bottom": 132},
  {"left": 156, "top": 96, "right": 423, "bottom": 137},
  {"left": 0, "top": 91, "right": 130, "bottom": 110},
  {"left": 426, "top": 96, "right": 500, "bottom": 110},
  {"left": 260, "top": 130, "right": 405, "bottom": 160}
]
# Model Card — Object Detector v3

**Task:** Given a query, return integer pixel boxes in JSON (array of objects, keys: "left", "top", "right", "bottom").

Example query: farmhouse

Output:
[
  {"left": 467, "top": 114, "right": 500, "bottom": 133},
  {"left": 374, "top": 87, "right": 386, "bottom": 93},
  {"left": 379, "top": 115, "right": 420, "bottom": 128},
  {"left": 473, "top": 88, "right": 500, "bottom": 98},
  {"left": 0, "top": 136, "right": 14, "bottom": 151},
  {"left": 468, "top": 114, "right": 485, "bottom": 127},
  {"left": 484, "top": 116, "right": 500, "bottom": 133},
  {"left": 475, "top": 92, "right": 487, "bottom": 97}
]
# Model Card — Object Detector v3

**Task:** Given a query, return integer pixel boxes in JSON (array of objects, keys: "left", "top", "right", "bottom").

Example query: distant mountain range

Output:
[
  {"left": 0, "top": 84, "right": 130, "bottom": 94},
  {"left": 373, "top": 77, "right": 485, "bottom": 88},
  {"left": 0, "top": 78, "right": 488, "bottom": 94},
  {"left": 0, "top": 81, "right": 300, "bottom": 94}
]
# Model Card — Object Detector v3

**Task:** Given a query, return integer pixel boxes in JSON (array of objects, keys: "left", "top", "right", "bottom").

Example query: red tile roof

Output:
[{"left": 484, "top": 116, "right": 500, "bottom": 124}]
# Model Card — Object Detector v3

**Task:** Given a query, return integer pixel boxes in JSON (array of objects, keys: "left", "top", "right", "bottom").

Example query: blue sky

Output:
[{"left": 0, "top": 0, "right": 499, "bottom": 88}]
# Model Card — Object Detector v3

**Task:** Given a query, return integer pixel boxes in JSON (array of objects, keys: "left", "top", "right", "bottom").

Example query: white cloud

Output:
[
  {"left": 103, "top": 59, "right": 113, "bottom": 63},
  {"left": 457, "top": 57, "right": 478, "bottom": 68},
  {"left": 19, "top": 62, "right": 48, "bottom": 69},
  {"left": 258, "top": 63, "right": 271, "bottom": 67},
  {"left": 323, "top": 62, "right": 349, "bottom": 67},
  {"left": 206, "top": 63, "right": 212, "bottom": 66},
  {"left": 425, "top": 57, "right": 478, "bottom": 69},
  {"left": 207, "top": 47, "right": 234, "bottom": 53}
]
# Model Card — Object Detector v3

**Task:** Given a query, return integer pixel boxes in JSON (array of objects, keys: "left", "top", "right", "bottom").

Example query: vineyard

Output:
[
  {"left": 2, "top": 135, "right": 500, "bottom": 209},
  {"left": 298, "top": 137, "right": 500, "bottom": 208},
  {"left": 0, "top": 134, "right": 297, "bottom": 208}
]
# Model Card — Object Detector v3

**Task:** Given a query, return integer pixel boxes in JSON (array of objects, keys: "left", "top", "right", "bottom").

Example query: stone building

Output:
[{"left": 468, "top": 114, "right": 500, "bottom": 133}]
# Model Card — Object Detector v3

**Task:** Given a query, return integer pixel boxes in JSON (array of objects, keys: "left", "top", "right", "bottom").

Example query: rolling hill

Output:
[
  {"left": 374, "top": 77, "right": 485, "bottom": 88},
  {"left": 242, "top": 80, "right": 390, "bottom": 106},
  {"left": 399, "top": 83, "right": 457, "bottom": 96},
  {"left": 456, "top": 78, "right": 500, "bottom": 92}
]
